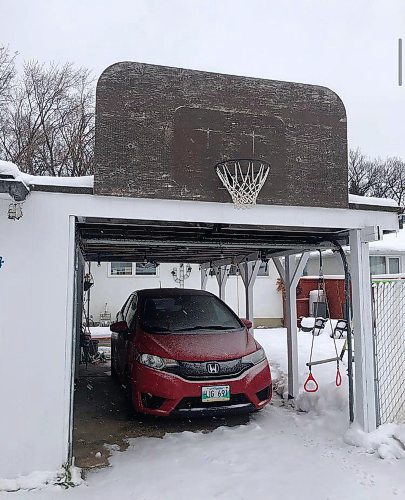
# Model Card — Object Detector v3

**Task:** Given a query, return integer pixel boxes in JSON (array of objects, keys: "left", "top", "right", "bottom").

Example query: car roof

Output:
[{"left": 136, "top": 288, "right": 215, "bottom": 298}]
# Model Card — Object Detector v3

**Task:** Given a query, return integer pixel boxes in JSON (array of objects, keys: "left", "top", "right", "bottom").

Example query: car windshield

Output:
[{"left": 142, "top": 294, "right": 243, "bottom": 333}]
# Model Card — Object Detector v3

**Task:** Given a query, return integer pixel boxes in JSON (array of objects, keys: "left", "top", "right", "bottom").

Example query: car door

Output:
[
  {"left": 112, "top": 293, "right": 134, "bottom": 377},
  {"left": 124, "top": 293, "right": 139, "bottom": 379},
  {"left": 117, "top": 293, "right": 138, "bottom": 379}
]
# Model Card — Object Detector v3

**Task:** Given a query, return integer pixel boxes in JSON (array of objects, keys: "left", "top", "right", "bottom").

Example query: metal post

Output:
[
  {"left": 350, "top": 229, "right": 377, "bottom": 432},
  {"left": 200, "top": 266, "right": 209, "bottom": 290},
  {"left": 180, "top": 263, "right": 185, "bottom": 288},
  {"left": 239, "top": 260, "right": 261, "bottom": 330},
  {"left": 214, "top": 265, "right": 230, "bottom": 300}
]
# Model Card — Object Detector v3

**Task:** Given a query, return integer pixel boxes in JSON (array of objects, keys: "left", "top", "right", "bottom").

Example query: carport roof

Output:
[{"left": 78, "top": 217, "right": 354, "bottom": 264}]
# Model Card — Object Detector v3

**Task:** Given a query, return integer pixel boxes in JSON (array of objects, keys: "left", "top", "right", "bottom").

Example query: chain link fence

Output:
[{"left": 373, "top": 280, "right": 405, "bottom": 425}]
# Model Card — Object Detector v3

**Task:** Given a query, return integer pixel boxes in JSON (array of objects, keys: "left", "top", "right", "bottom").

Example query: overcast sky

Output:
[{"left": 2, "top": 0, "right": 405, "bottom": 158}]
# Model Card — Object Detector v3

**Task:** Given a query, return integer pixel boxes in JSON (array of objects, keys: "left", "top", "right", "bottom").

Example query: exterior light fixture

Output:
[
  {"left": 171, "top": 263, "right": 192, "bottom": 288},
  {"left": 8, "top": 202, "right": 23, "bottom": 220}
]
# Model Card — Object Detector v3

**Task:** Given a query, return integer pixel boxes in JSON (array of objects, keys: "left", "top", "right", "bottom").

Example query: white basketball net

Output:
[{"left": 215, "top": 159, "right": 270, "bottom": 209}]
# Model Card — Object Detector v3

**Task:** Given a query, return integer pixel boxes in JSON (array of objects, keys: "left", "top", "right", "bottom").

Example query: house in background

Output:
[
  {"left": 305, "top": 229, "right": 405, "bottom": 277},
  {"left": 297, "top": 229, "right": 405, "bottom": 319},
  {"left": 88, "top": 260, "right": 284, "bottom": 328}
]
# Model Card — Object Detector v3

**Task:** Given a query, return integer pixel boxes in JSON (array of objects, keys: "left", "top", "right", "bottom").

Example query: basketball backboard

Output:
[{"left": 94, "top": 62, "right": 347, "bottom": 208}]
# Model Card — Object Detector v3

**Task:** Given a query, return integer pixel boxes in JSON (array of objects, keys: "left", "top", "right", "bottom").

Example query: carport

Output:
[{"left": 71, "top": 197, "right": 399, "bottom": 439}]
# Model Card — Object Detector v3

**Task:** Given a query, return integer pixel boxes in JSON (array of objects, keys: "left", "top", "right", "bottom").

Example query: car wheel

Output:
[
  {"left": 125, "top": 379, "right": 139, "bottom": 420},
  {"left": 110, "top": 361, "right": 119, "bottom": 383}
]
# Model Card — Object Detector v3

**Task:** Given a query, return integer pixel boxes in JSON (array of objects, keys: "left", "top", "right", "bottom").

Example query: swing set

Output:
[{"left": 302, "top": 248, "right": 355, "bottom": 423}]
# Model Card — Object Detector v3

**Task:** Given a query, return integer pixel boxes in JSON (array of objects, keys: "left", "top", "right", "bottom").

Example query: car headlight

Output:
[
  {"left": 138, "top": 353, "right": 178, "bottom": 370},
  {"left": 241, "top": 348, "right": 266, "bottom": 365}
]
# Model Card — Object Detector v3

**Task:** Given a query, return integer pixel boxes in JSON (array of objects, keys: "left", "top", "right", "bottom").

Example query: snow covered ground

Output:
[
  {"left": 89, "top": 326, "right": 111, "bottom": 339},
  {"left": 2, "top": 327, "right": 405, "bottom": 499}
]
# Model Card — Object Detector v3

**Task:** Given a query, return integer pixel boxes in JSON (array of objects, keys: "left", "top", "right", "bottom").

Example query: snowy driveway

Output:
[{"left": 3, "top": 328, "right": 405, "bottom": 499}]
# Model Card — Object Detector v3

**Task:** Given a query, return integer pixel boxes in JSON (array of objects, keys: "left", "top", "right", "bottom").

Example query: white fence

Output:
[{"left": 373, "top": 281, "right": 405, "bottom": 425}]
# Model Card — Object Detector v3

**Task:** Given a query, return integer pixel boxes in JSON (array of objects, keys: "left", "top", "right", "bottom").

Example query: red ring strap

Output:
[
  {"left": 304, "top": 372, "right": 319, "bottom": 393},
  {"left": 336, "top": 368, "right": 342, "bottom": 387}
]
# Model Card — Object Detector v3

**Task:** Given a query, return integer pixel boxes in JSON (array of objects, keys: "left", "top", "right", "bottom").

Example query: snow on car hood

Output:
[{"left": 138, "top": 328, "right": 259, "bottom": 362}]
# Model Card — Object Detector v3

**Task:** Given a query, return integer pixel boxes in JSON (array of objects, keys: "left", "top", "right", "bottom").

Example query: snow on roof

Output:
[
  {"left": 349, "top": 193, "right": 398, "bottom": 208},
  {"left": 369, "top": 229, "right": 405, "bottom": 254},
  {"left": 0, "top": 160, "right": 94, "bottom": 189},
  {"left": 307, "top": 229, "right": 405, "bottom": 258}
]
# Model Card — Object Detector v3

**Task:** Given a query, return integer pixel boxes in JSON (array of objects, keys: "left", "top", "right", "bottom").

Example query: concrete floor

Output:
[{"left": 73, "top": 353, "right": 250, "bottom": 470}]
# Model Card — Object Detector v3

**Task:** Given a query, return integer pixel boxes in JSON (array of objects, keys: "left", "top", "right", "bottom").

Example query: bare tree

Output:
[
  {"left": 349, "top": 148, "right": 405, "bottom": 210},
  {"left": 0, "top": 46, "right": 16, "bottom": 105},
  {"left": 0, "top": 60, "right": 94, "bottom": 176},
  {"left": 348, "top": 148, "right": 382, "bottom": 197},
  {"left": 382, "top": 157, "right": 405, "bottom": 208}
]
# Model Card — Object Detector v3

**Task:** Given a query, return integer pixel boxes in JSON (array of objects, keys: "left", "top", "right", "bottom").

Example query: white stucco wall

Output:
[
  {"left": 0, "top": 189, "right": 398, "bottom": 479},
  {"left": 88, "top": 262, "right": 283, "bottom": 324},
  {"left": 305, "top": 254, "right": 345, "bottom": 276},
  {"left": 0, "top": 193, "right": 73, "bottom": 478}
]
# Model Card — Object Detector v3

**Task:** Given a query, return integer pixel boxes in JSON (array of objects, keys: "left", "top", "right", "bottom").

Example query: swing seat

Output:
[
  {"left": 312, "top": 317, "right": 327, "bottom": 336},
  {"left": 331, "top": 319, "right": 348, "bottom": 339}
]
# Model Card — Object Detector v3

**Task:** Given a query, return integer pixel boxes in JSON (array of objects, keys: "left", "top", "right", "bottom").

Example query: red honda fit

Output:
[{"left": 110, "top": 288, "right": 272, "bottom": 417}]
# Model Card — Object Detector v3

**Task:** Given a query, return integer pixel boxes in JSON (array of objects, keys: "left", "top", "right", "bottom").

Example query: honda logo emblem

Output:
[{"left": 207, "top": 362, "right": 220, "bottom": 374}]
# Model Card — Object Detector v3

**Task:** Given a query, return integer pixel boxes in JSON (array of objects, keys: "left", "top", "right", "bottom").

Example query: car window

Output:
[
  {"left": 121, "top": 293, "right": 134, "bottom": 320},
  {"left": 142, "top": 294, "right": 242, "bottom": 333},
  {"left": 126, "top": 294, "right": 138, "bottom": 330}
]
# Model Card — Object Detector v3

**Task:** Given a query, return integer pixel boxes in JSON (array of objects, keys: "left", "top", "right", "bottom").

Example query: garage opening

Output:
[{"left": 70, "top": 216, "right": 350, "bottom": 468}]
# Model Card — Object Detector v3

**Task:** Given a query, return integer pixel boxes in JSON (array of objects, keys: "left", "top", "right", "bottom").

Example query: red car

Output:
[{"left": 110, "top": 288, "right": 272, "bottom": 417}]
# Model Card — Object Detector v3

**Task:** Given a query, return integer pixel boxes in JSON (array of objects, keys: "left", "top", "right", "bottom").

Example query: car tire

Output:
[
  {"left": 111, "top": 361, "right": 119, "bottom": 383},
  {"left": 125, "top": 379, "right": 139, "bottom": 420}
]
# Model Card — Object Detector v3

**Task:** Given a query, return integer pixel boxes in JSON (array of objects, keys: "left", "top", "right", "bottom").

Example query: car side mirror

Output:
[
  {"left": 110, "top": 320, "right": 129, "bottom": 334},
  {"left": 240, "top": 318, "right": 253, "bottom": 329}
]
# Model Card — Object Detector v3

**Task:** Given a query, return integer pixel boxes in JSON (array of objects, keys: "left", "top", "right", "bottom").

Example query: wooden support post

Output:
[
  {"left": 239, "top": 260, "right": 261, "bottom": 333},
  {"left": 214, "top": 265, "right": 230, "bottom": 300},
  {"left": 273, "top": 252, "right": 310, "bottom": 399},
  {"left": 200, "top": 266, "right": 209, "bottom": 290}
]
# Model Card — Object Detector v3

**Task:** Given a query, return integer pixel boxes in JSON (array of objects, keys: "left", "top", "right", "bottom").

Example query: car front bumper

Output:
[{"left": 131, "top": 360, "right": 272, "bottom": 416}]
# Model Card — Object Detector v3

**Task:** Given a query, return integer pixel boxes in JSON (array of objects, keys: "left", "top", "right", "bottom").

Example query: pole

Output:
[{"left": 86, "top": 262, "right": 91, "bottom": 327}]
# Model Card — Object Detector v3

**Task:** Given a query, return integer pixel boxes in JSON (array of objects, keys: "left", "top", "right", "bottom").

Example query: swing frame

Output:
[{"left": 303, "top": 247, "right": 352, "bottom": 413}]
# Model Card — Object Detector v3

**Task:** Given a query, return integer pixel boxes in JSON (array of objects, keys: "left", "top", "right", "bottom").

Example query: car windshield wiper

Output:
[{"left": 172, "top": 325, "right": 239, "bottom": 332}]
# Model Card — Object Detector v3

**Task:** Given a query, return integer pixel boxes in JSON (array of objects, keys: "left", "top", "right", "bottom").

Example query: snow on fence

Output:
[{"left": 373, "top": 281, "right": 405, "bottom": 425}]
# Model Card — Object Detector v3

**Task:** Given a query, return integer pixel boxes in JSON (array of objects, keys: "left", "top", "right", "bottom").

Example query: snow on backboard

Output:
[{"left": 94, "top": 62, "right": 348, "bottom": 208}]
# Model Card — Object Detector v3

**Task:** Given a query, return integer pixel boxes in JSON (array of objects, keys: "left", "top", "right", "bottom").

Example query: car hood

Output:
[{"left": 138, "top": 328, "right": 259, "bottom": 361}]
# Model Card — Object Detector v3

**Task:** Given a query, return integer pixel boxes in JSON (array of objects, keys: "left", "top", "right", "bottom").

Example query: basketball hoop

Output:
[{"left": 215, "top": 158, "right": 270, "bottom": 209}]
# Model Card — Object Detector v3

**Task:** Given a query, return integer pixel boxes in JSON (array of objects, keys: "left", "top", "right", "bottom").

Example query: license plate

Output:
[{"left": 201, "top": 385, "right": 230, "bottom": 403}]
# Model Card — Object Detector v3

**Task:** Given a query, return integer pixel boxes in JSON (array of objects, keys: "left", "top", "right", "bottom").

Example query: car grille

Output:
[{"left": 163, "top": 359, "right": 253, "bottom": 380}]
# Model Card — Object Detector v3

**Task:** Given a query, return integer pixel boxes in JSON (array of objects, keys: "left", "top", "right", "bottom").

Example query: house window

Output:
[
  {"left": 258, "top": 261, "right": 270, "bottom": 276},
  {"left": 110, "top": 262, "right": 133, "bottom": 276},
  {"left": 369, "top": 256, "right": 401, "bottom": 275},
  {"left": 135, "top": 263, "right": 158, "bottom": 276},
  {"left": 228, "top": 261, "right": 269, "bottom": 277},
  {"left": 388, "top": 257, "right": 400, "bottom": 274},
  {"left": 370, "top": 256, "right": 386, "bottom": 275}
]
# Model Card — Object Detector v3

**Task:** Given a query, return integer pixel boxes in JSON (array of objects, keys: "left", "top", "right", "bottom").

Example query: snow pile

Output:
[
  {"left": 0, "top": 465, "right": 82, "bottom": 492},
  {"left": 349, "top": 193, "right": 398, "bottom": 208},
  {"left": 0, "top": 160, "right": 94, "bottom": 189},
  {"left": 344, "top": 423, "right": 405, "bottom": 459}
]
